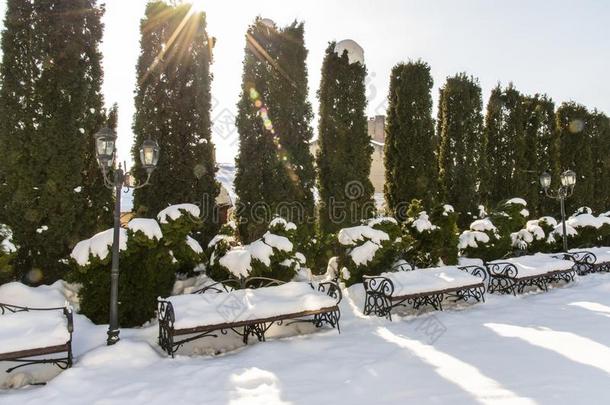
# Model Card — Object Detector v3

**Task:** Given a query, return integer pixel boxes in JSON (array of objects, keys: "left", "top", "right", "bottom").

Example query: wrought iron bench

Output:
[
  {"left": 362, "top": 264, "right": 487, "bottom": 320},
  {"left": 568, "top": 247, "right": 610, "bottom": 273},
  {"left": 485, "top": 254, "right": 576, "bottom": 295},
  {"left": 157, "top": 277, "right": 342, "bottom": 357},
  {"left": 553, "top": 250, "right": 597, "bottom": 275},
  {"left": 0, "top": 303, "right": 73, "bottom": 375}
]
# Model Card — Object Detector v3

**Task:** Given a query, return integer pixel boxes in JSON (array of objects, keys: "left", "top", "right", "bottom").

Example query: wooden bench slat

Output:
[{"left": 0, "top": 343, "right": 70, "bottom": 361}]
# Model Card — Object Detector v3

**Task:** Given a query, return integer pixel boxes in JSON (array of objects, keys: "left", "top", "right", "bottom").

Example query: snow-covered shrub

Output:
[
  {"left": 207, "top": 216, "right": 305, "bottom": 283},
  {"left": 459, "top": 198, "right": 530, "bottom": 261},
  {"left": 512, "top": 216, "right": 560, "bottom": 253},
  {"left": 300, "top": 231, "right": 340, "bottom": 275},
  {"left": 0, "top": 224, "right": 16, "bottom": 284},
  {"left": 69, "top": 206, "right": 205, "bottom": 327},
  {"left": 403, "top": 201, "right": 459, "bottom": 267},
  {"left": 565, "top": 207, "right": 610, "bottom": 248},
  {"left": 337, "top": 217, "right": 405, "bottom": 286}
]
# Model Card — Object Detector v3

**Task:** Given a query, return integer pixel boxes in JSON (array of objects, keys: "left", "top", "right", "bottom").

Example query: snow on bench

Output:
[
  {"left": 0, "top": 283, "right": 73, "bottom": 374},
  {"left": 157, "top": 278, "right": 342, "bottom": 357},
  {"left": 362, "top": 264, "right": 486, "bottom": 319},
  {"left": 486, "top": 253, "right": 576, "bottom": 295}
]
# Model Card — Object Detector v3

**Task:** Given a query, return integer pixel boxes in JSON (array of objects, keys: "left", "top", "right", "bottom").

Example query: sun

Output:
[{"left": 188, "top": 1, "right": 207, "bottom": 14}]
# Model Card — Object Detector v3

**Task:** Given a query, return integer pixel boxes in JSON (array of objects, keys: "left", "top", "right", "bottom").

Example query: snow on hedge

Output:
[
  {"left": 71, "top": 228, "right": 128, "bottom": 266},
  {"left": 127, "top": 218, "right": 163, "bottom": 240},
  {"left": 248, "top": 240, "right": 274, "bottom": 266},
  {"left": 0, "top": 224, "right": 16, "bottom": 253},
  {"left": 411, "top": 211, "right": 439, "bottom": 233},
  {"left": 350, "top": 240, "right": 382, "bottom": 266},
  {"left": 470, "top": 218, "right": 498, "bottom": 233},
  {"left": 367, "top": 216, "right": 398, "bottom": 226},
  {"left": 263, "top": 231, "right": 293, "bottom": 252},
  {"left": 567, "top": 213, "right": 610, "bottom": 229},
  {"left": 186, "top": 236, "right": 203, "bottom": 254},
  {"left": 219, "top": 248, "right": 252, "bottom": 278},
  {"left": 458, "top": 231, "right": 490, "bottom": 250},
  {"left": 338, "top": 225, "right": 389, "bottom": 246},
  {"left": 157, "top": 203, "right": 200, "bottom": 224},
  {"left": 269, "top": 217, "right": 297, "bottom": 231},
  {"left": 505, "top": 197, "right": 527, "bottom": 206}
]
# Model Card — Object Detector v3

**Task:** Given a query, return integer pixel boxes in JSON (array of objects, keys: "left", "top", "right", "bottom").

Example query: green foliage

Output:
[
  {"left": 300, "top": 231, "right": 340, "bottom": 275},
  {"left": 384, "top": 61, "right": 437, "bottom": 219},
  {"left": 0, "top": 224, "right": 15, "bottom": 284},
  {"left": 437, "top": 73, "right": 485, "bottom": 227},
  {"left": 590, "top": 111, "right": 610, "bottom": 213},
  {"left": 0, "top": 0, "right": 109, "bottom": 284},
  {"left": 526, "top": 217, "right": 560, "bottom": 253},
  {"left": 557, "top": 102, "right": 594, "bottom": 213},
  {"left": 234, "top": 19, "right": 315, "bottom": 242},
  {"left": 132, "top": 2, "right": 219, "bottom": 244},
  {"left": 459, "top": 199, "right": 529, "bottom": 261},
  {"left": 317, "top": 42, "right": 375, "bottom": 233},
  {"left": 70, "top": 209, "right": 205, "bottom": 327},
  {"left": 337, "top": 218, "right": 406, "bottom": 287},
  {"left": 403, "top": 200, "right": 459, "bottom": 267},
  {"left": 484, "top": 84, "right": 528, "bottom": 206},
  {"left": 522, "top": 95, "right": 559, "bottom": 217}
]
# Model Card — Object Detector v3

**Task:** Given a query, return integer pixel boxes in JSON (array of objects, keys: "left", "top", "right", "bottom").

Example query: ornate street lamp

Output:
[
  {"left": 540, "top": 169, "right": 576, "bottom": 252},
  {"left": 94, "top": 127, "right": 160, "bottom": 345}
]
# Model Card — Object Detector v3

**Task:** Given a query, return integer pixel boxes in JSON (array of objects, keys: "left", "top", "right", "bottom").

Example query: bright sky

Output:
[{"left": 0, "top": 0, "right": 608, "bottom": 164}]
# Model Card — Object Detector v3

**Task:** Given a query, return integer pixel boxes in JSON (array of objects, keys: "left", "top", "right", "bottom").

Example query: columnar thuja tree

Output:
[
  {"left": 484, "top": 84, "right": 527, "bottom": 206},
  {"left": 384, "top": 61, "right": 437, "bottom": 220},
  {"left": 590, "top": 110, "right": 610, "bottom": 212},
  {"left": 0, "top": 0, "right": 108, "bottom": 283},
  {"left": 133, "top": 2, "right": 219, "bottom": 243},
  {"left": 235, "top": 19, "right": 315, "bottom": 242},
  {"left": 437, "top": 73, "right": 485, "bottom": 225},
  {"left": 522, "top": 95, "right": 559, "bottom": 216},
  {"left": 556, "top": 102, "right": 594, "bottom": 212},
  {"left": 316, "top": 41, "right": 374, "bottom": 233},
  {"left": 265, "top": 21, "right": 316, "bottom": 240}
]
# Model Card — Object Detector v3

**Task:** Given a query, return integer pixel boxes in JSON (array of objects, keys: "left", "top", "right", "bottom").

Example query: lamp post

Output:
[
  {"left": 94, "top": 128, "right": 160, "bottom": 345},
  {"left": 539, "top": 169, "right": 577, "bottom": 252}
]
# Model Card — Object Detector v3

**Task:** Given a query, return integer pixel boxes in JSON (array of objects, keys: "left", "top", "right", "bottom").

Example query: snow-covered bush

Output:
[
  {"left": 459, "top": 198, "right": 529, "bottom": 261},
  {"left": 300, "top": 231, "right": 340, "bottom": 275},
  {"left": 337, "top": 217, "right": 405, "bottom": 286},
  {"left": 207, "top": 217, "right": 305, "bottom": 283},
  {"left": 0, "top": 224, "right": 16, "bottom": 284},
  {"left": 511, "top": 216, "right": 560, "bottom": 253},
  {"left": 69, "top": 205, "right": 205, "bottom": 327},
  {"left": 565, "top": 207, "right": 610, "bottom": 248},
  {"left": 403, "top": 201, "right": 459, "bottom": 267}
]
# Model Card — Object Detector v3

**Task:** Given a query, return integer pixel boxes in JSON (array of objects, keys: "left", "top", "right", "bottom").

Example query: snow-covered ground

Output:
[{"left": 4, "top": 274, "right": 610, "bottom": 404}]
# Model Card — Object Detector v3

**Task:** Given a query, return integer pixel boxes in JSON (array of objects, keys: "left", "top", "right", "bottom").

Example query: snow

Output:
[
  {"left": 379, "top": 266, "right": 484, "bottom": 297},
  {"left": 540, "top": 216, "right": 558, "bottom": 227},
  {"left": 552, "top": 223, "right": 578, "bottom": 238},
  {"left": 262, "top": 232, "right": 293, "bottom": 252},
  {"left": 411, "top": 211, "right": 439, "bottom": 233},
  {"left": 367, "top": 216, "right": 398, "bottom": 226},
  {"left": 216, "top": 163, "right": 237, "bottom": 203},
  {"left": 6, "top": 274, "right": 610, "bottom": 401},
  {"left": 488, "top": 253, "right": 574, "bottom": 278},
  {"left": 1, "top": 224, "right": 16, "bottom": 253},
  {"left": 505, "top": 197, "right": 527, "bottom": 206},
  {"left": 157, "top": 203, "right": 200, "bottom": 224},
  {"left": 36, "top": 225, "right": 49, "bottom": 234},
  {"left": 0, "top": 282, "right": 71, "bottom": 354},
  {"left": 269, "top": 217, "right": 297, "bottom": 231},
  {"left": 470, "top": 218, "right": 497, "bottom": 233},
  {"left": 127, "top": 218, "right": 163, "bottom": 240},
  {"left": 338, "top": 225, "right": 389, "bottom": 246},
  {"left": 567, "top": 213, "right": 610, "bottom": 229},
  {"left": 165, "top": 282, "right": 337, "bottom": 329},
  {"left": 334, "top": 39, "right": 364, "bottom": 64},
  {"left": 71, "top": 228, "right": 128, "bottom": 266},
  {"left": 349, "top": 240, "right": 381, "bottom": 266},
  {"left": 186, "top": 236, "right": 204, "bottom": 254},
  {"left": 73, "top": 186, "right": 82, "bottom": 193},
  {"left": 247, "top": 240, "right": 274, "bottom": 266},
  {"left": 442, "top": 204, "right": 454, "bottom": 214},
  {"left": 519, "top": 208, "right": 530, "bottom": 217},
  {"left": 525, "top": 220, "right": 546, "bottom": 240},
  {"left": 207, "top": 233, "right": 233, "bottom": 248},
  {"left": 511, "top": 229, "right": 534, "bottom": 249},
  {"left": 219, "top": 248, "right": 252, "bottom": 277},
  {"left": 458, "top": 230, "right": 490, "bottom": 250}
]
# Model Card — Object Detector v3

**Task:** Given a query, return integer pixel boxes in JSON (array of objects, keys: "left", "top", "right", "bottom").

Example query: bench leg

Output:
[
  {"left": 488, "top": 276, "right": 517, "bottom": 295},
  {"left": 313, "top": 309, "right": 341, "bottom": 333},
  {"left": 363, "top": 291, "right": 393, "bottom": 320}
]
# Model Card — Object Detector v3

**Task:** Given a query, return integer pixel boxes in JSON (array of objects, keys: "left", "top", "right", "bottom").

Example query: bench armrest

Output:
[
  {"left": 556, "top": 251, "right": 597, "bottom": 265},
  {"left": 485, "top": 262, "right": 519, "bottom": 278},
  {"left": 458, "top": 265, "right": 488, "bottom": 284},
  {"left": 362, "top": 275, "right": 395, "bottom": 298},
  {"left": 157, "top": 299, "right": 175, "bottom": 328},
  {"left": 316, "top": 281, "right": 342, "bottom": 305}
]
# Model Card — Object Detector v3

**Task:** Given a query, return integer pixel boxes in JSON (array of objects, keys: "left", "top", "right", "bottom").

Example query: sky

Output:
[{"left": 0, "top": 0, "right": 609, "bottom": 164}]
